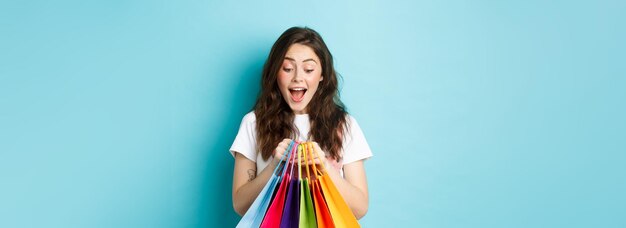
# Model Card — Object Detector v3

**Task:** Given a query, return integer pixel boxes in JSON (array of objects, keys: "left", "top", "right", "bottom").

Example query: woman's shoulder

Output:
[
  {"left": 344, "top": 113, "right": 359, "bottom": 128},
  {"left": 345, "top": 113, "right": 356, "bottom": 122},
  {"left": 241, "top": 111, "right": 257, "bottom": 124}
]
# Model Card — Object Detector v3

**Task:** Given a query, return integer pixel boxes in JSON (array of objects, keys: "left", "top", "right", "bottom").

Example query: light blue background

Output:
[{"left": 1, "top": 0, "right": 625, "bottom": 227}]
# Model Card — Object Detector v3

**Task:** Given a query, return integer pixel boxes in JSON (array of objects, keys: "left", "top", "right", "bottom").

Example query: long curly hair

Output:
[{"left": 254, "top": 26, "right": 348, "bottom": 161}]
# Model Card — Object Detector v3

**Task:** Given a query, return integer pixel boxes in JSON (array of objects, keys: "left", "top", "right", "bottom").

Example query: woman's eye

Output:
[
  {"left": 283, "top": 68, "right": 293, "bottom": 73},
  {"left": 305, "top": 69, "right": 314, "bottom": 73}
]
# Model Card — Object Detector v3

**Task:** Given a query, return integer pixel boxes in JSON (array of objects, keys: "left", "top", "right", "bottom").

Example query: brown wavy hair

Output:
[{"left": 254, "top": 26, "right": 348, "bottom": 161}]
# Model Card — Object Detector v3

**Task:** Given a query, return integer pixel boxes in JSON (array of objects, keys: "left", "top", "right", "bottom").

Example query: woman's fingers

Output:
[
  {"left": 275, "top": 141, "right": 331, "bottom": 167},
  {"left": 309, "top": 142, "right": 327, "bottom": 165},
  {"left": 273, "top": 138, "right": 293, "bottom": 162}
]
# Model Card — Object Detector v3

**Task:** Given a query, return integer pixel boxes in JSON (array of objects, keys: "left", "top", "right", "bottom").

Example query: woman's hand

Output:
[
  {"left": 305, "top": 142, "right": 329, "bottom": 168},
  {"left": 272, "top": 138, "right": 293, "bottom": 166},
  {"left": 306, "top": 142, "right": 346, "bottom": 174}
]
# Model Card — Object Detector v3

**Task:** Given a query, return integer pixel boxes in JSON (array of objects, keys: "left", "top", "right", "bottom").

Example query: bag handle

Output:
[
  {"left": 279, "top": 141, "right": 297, "bottom": 177},
  {"left": 309, "top": 142, "right": 330, "bottom": 175},
  {"left": 304, "top": 142, "right": 312, "bottom": 181},
  {"left": 305, "top": 142, "right": 322, "bottom": 178},
  {"left": 289, "top": 141, "right": 299, "bottom": 179},
  {"left": 298, "top": 143, "right": 302, "bottom": 180},
  {"left": 273, "top": 140, "right": 294, "bottom": 177}
]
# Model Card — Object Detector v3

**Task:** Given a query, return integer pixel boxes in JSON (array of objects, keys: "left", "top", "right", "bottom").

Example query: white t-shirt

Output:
[{"left": 229, "top": 112, "right": 373, "bottom": 176}]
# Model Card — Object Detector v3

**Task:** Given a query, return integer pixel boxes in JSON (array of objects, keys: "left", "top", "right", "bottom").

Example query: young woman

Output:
[{"left": 230, "top": 27, "right": 373, "bottom": 219}]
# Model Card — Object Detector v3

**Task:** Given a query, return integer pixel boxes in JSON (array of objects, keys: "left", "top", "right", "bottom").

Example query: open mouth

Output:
[{"left": 289, "top": 87, "right": 307, "bottom": 102}]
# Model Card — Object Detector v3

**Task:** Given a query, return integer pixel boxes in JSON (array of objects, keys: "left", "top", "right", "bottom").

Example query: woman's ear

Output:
[{"left": 320, "top": 76, "right": 324, "bottom": 81}]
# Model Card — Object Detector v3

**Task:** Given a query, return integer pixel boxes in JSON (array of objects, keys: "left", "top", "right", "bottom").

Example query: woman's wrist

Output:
[{"left": 270, "top": 157, "right": 282, "bottom": 167}]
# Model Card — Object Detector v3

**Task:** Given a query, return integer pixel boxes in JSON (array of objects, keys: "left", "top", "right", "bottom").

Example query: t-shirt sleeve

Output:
[
  {"left": 341, "top": 115, "right": 373, "bottom": 165},
  {"left": 229, "top": 113, "right": 257, "bottom": 162}
]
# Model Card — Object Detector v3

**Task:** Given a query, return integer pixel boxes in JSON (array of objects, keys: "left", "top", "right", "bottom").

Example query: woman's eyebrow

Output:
[{"left": 284, "top": 57, "right": 317, "bottom": 64}]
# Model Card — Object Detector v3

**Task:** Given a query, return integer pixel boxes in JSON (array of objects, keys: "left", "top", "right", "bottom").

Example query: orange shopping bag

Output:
[{"left": 307, "top": 142, "right": 360, "bottom": 228}]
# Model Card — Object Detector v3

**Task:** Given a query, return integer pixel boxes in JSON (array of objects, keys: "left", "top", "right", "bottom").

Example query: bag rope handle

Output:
[
  {"left": 273, "top": 140, "right": 294, "bottom": 177},
  {"left": 298, "top": 143, "right": 302, "bottom": 180},
  {"left": 305, "top": 142, "right": 323, "bottom": 178},
  {"left": 304, "top": 142, "right": 312, "bottom": 181}
]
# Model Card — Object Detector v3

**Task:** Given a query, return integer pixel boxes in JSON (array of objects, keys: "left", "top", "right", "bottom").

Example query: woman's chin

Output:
[{"left": 288, "top": 104, "right": 308, "bottom": 114}]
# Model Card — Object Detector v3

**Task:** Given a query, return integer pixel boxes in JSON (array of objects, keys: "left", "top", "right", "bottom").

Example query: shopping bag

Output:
[
  {"left": 299, "top": 143, "right": 318, "bottom": 228},
  {"left": 261, "top": 142, "right": 300, "bottom": 228},
  {"left": 309, "top": 142, "right": 360, "bottom": 228},
  {"left": 280, "top": 142, "right": 301, "bottom": 228},
  {"left": 307, "top": 143, "right": 335, "bottom": 228},
  {"left": 236, "top": 141, "right": 294, "bottom": 228}
]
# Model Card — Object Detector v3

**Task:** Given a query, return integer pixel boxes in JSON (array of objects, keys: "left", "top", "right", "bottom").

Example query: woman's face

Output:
[{"left": 277, "top": 43, "right": 323, "bottom": 114}]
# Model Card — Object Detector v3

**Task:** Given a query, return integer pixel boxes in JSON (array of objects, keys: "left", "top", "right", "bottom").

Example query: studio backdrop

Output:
[{"left": 1, "top": 0, "right": 624, "bottom": 227}]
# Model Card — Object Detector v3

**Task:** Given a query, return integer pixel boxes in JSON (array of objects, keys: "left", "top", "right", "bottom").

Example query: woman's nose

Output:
[{"left": 292, "top": 70, "right": 304, "bottom": 82}]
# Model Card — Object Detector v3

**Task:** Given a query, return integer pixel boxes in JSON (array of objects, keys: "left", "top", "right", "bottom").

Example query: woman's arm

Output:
[
  {"left": 326, "top": 160, "right": 369, "bottom": 219},
  {"left": 312, "top": 143, "right": 369, "bottom": 219},
  {"left": 231, "top": 153, "right": 276, "bottom": 216},
  {"left": 231, "top": 139, "right": 292, "bottom": 215}
]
